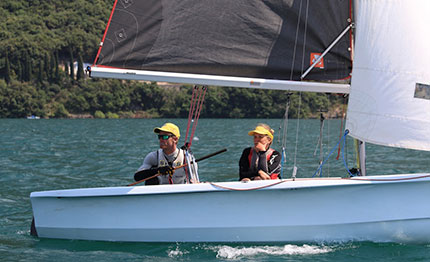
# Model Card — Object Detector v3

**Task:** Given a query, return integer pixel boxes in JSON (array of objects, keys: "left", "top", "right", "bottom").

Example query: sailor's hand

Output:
[
  {"left": 258, "top": 170, "right": 271, "bottom": 180},
  {"left": 254, "top": 142, "right": 268, "bottom": 152},
  {"left": 158, "top": 166, "right": 174, "bottom": 175}
]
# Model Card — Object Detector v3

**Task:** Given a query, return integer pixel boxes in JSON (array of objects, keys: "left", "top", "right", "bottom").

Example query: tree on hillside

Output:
[
  {"left": 69, "top": 47, "right": 74, "bottom": 80},
  {"left": 48, "top": 53, "right": 55, "bottom": 83},
  {"left": 64, "top": 61, "right": 69, "bottom": 79},
  {"left": 37, "top": 61, "right": 43, "bottom": 83},
  {"left": 17, "top": 62, "right": 23, "bottom": 82},
  {"left": 54, "top": 51, "right": 60, "bottom": 82},
  {"left": 77, "top": 52, "right": 84, "bottom": 81},
  {"left": 5, "top": 51, "right": 11, "bottom": 84},
  {"left": 24, "top": 51, "right": 32, "bottom": 82},
  {"left": 44, "top": 53, "right": 51, "bottom": 81}
]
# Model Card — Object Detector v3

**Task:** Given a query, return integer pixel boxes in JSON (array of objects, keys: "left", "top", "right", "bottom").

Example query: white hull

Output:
[{"left": 30, "top": 174, "right": 430, "bottom": 243}]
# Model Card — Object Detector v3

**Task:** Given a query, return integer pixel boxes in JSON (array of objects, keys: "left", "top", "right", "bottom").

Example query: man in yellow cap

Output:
[
  {"left": 239, "top": 123, "right": 281, "bottom": 181},
  {"left": 134, "top": 123, "right": 188, "bottom": 185}
]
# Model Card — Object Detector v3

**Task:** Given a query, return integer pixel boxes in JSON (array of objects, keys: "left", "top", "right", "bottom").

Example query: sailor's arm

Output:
[{"left": 239, "top": 148, "right": 259, "bottom": 180}]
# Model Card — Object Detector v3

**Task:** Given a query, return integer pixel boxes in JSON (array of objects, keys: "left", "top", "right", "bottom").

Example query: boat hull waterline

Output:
[{"left": 30, "top": 174, "right": 430, "bottom": 243}]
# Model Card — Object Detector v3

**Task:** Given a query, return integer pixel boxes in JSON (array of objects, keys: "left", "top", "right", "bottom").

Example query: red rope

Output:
[
  {"left": 184, "top": 86, "right": 207, "bottom": 148},
  {"left": 92, "top": 0, "right": 118, "bottom": 66},
  {"left": 184, "top": 86, "right": 198, "bottom": 144},
  {"left": 189, "top": 87, "right": 207, "bottom": 147}
]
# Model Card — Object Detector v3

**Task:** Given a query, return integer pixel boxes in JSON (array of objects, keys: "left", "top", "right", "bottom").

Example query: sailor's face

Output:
[
  {"left": 253, "top": 134, "right": 271, "bottom": 151},
  {"left": 158, "top": 131, "right": 177, "bottom": 151}
]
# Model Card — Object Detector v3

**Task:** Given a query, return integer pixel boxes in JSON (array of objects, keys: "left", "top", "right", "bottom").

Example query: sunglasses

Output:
[{"left": 158, "top": 134, "right": 173, "bottom": 140}]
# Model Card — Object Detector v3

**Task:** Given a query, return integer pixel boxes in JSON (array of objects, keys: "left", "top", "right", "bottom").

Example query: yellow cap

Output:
[
  {"left": 154, "top": 123, "right": 180, "bottom": 138},
  {"left": 248, "top": 125, "right": 274, "bottom": 140}
]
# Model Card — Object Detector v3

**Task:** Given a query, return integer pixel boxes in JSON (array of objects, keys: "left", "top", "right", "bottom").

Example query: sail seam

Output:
[
  {"left": 348, "top": 111, "right": 430, "bottom": 123},
  {"left": 354, "top": 67, "right": 428, "bottom": 78},
  {"left": 348, "top": 134, "right": 430, "bottom": 152}
]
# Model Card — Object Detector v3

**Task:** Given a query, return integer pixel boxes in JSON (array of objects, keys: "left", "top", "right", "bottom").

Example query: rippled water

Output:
[{"left": 1, "top": 118, "right": 430, "bottom": 261}]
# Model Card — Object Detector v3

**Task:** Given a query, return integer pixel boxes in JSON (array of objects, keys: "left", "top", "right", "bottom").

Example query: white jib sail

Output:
[{"left": 346, "top": 0, "right": 430, "bottom": 151}]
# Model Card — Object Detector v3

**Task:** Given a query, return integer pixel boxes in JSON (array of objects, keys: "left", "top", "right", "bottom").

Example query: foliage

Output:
[
  {"left": 0, "top": 79, "right": 47, "bottom": 117},
  {"left": 94, "top": 110, "right": 105, "bottom": 119},
  {"left": 105, "top": 112, "right": 119, "bottom": 119},
  {"left": 0, "top": 0, "right": 112, "bottom": 67},
  {"left": 53, "top": 103, "right": 69, "bottom": 118}
]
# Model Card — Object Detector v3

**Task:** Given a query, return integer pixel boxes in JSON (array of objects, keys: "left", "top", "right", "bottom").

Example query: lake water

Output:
[{"left": 1, "top": 118, "right": 430, "bottom": 261}]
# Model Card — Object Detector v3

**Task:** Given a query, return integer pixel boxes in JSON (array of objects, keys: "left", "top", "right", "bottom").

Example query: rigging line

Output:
[
  {"left": 188, "top": 86, "right": 207, "bottom": 148},
  {"left": 341, "top": 130, "right": 355, "bottom": 177},
  {"left": 293, "top": 92, "right": 302, "bottom": 168},
  {"left": 278, "top": 94, "right": 291, "bottom": 179},
  {"left": 278, "top": 95, "right": 291, "bottom": 149},
  {"left": 313, "top": 129, "right": 349, "bottom": 178},
  {"left": 324, "top": 94, "right": 332, "bottom": 177},
  {"left": 92, "top": 0, "right": 118, "bottom": 66},
  {"left": 313, "top": 111, "right": 325, "bottom": 157},
  {"left": 188, "top": 87, "right": 203, "bottom": 144},
  {"left": 184, "top": 86, "right": 198, "bottom": 145},
  {"left": 344, "top": 121, "right": 349, "bottom": 165},
  {"left": 281, "top": 95, "right": 291, "bottom": 149},
  {"left": 300, "top": 0, "right": 310, "bottom": 76},
  {"left": 292, "top": 0, "right": 309, "bottom": 177},
  {"left": 313, "top": 110, "right": 325, "bottom": 177},
  {"left": 336, "top": 95, "right": 348, "bottom": 160},
  {"left": 326, "top": 106, "right": 330, "bottom": 177},
  {"left": 291, "top": 0, "right": 309, "bottom": 179},
  {"left": 289, "top": 0, "right": 304, "bottom": 80}
]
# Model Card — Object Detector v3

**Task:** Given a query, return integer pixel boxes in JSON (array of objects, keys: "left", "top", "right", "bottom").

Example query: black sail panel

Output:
[{"left": 95, "top": 0, "right": 351, "bottom": 81}]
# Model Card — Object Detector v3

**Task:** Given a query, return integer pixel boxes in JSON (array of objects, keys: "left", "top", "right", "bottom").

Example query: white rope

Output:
[
  {"left": 293, "top": 92, "right": 302, "bottom": 170},
  {"left": 300, "top": 0, "right": 310, "bottom": 76},
  {"left": 289, "top": 0, "right": 303, "bottom": 81},
  {"left": 278, "top": 95, "right": 291, "bottom": 178},
  {"left": 281, "top": 101, "right": 289, "bottom": 150},
  {"left": 292, "top": 0, "right": 310, "bottom": 178}
]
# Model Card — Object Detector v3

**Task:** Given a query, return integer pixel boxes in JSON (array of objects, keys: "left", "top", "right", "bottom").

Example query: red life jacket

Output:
[{"left": 248, "top": 148, "right": 279, "bottom": 179}]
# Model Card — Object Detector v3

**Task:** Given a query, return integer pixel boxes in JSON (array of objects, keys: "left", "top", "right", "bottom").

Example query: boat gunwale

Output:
[{"left": 30, "top": 173, "right": 430, "bottom": 199}]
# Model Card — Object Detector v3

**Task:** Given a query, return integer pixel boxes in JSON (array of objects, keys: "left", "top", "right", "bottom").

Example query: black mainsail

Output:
[{"left": 92, "top": 0, "right": 352, "bottom": 92}]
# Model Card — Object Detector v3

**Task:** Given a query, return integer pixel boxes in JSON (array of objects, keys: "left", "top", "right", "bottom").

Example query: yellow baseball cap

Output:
[
  {"left": 154, "top": 123, "right": 180, "bottom": 138},
  {"left": 248, "top": 125, "right": 273, "bottom": 140}
]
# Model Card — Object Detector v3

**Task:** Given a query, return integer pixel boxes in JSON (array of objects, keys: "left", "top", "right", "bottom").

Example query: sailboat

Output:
[{"left": 30, "top": 0, "right": 430, "bottom": 242}]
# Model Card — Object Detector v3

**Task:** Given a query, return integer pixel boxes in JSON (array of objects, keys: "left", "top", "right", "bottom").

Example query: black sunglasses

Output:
[{"left": 158, "top": 134, "right": 173, "bottom": 140}]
